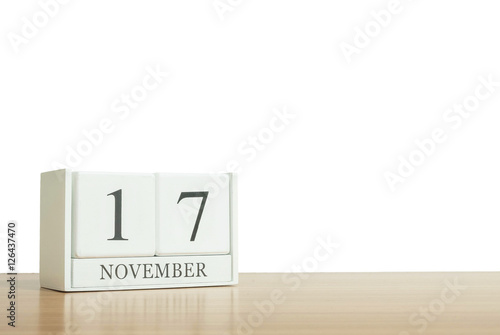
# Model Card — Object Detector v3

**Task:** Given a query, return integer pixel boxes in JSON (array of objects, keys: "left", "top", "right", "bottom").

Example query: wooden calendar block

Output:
[
  {"left": 72, "top": 172, "right": 156, "bottom": 258},
  {"left": 40, "top": 169, "right": 237, "bottom": 292},
  {"left": 155, "top": 173, "right": 231, "bottom": 256}
]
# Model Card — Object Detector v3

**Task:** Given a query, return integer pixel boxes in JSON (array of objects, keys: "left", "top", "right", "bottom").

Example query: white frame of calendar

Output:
[{"left": 40, "top": 169, "right": 238, "bottom": 292}]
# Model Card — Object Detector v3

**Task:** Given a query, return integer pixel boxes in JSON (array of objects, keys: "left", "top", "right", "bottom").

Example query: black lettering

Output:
[
  {"left": 185, "top": 263, "right": 194, "bottom": 277},
  {"left": 129, "top": 264, "right": 140, "bottom": 278},
  {"left": 115, "top": 264, "right": 128, "bottom": 279},
  {"left": 173, "top": 263, "right": 182, "bottom": 278},
  {"left": 155, "top": 263, "right": 169, "bottom": 278},
  {"left": 196, "top": 262, "right": 207, "bottom": 277},
  {"left": 143, "top": 264, "right": 153, "bottom": 278},
  {"left": 100, "top": 264, "right": 113, "bottom": 280}
]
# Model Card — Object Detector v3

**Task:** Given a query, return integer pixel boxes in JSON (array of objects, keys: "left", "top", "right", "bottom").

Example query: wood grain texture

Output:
[{"left": 1, "top": 273, "right": 499, "bottom": 334}]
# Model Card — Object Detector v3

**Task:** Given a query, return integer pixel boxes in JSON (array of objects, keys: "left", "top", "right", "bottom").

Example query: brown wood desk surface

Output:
[{"left": 0, "top": 273, "right": 499, "bottom": 334}]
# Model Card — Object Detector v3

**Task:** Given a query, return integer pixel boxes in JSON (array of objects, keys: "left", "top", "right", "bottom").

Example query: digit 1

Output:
[{"left": 107, "top": 189, "right": 128, "bottom": 241}]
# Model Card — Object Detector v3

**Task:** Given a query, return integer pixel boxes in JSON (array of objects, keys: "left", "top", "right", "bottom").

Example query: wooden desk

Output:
[{"left": 1, "top": 273, "right": 499, "bottom": 334}]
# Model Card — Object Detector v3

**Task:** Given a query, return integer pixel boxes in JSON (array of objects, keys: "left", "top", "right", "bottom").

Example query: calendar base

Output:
[{"left": 71, "top": 254, "right": 233, "bottom": 290}]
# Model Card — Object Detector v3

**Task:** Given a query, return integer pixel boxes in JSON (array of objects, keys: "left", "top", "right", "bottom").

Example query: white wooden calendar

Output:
[{"left": 40, "top": 169, "right": 238, "bottom": 292}]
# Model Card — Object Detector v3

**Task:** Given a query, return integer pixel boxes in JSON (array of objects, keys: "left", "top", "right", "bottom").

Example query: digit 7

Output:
[{"left": 177, "top": 191, "right": 209, "bottom": 241}]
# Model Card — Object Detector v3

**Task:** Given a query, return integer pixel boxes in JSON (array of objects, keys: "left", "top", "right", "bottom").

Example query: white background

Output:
[{"left": 1, "top": 0, "right": 499, "bottom": 273}]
